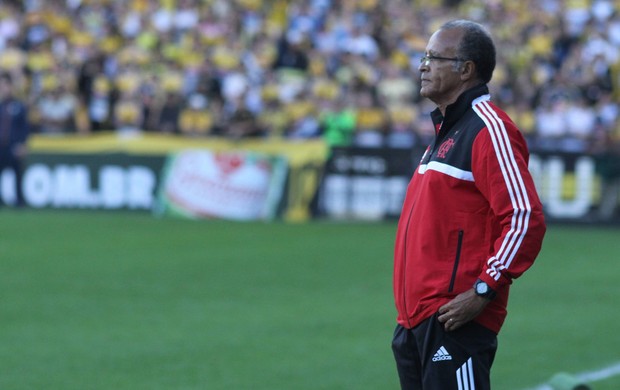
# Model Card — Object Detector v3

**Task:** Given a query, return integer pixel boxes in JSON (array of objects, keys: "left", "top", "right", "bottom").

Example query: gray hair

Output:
[{"left": 440, "top": 20, "right": 496, "bottom": 83}]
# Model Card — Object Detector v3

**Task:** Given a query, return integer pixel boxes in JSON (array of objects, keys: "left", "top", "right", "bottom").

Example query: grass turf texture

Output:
[{"left": 0, "top": 209, "right": 618, "bottom": 389}]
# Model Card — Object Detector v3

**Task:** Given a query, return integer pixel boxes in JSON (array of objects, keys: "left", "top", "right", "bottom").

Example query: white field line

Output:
[
  {"left": 576, "top": 361, "right": 620, "bottom": 383},
  {"left": 525, "top": 361, "right": 620, "bottom": 390}
]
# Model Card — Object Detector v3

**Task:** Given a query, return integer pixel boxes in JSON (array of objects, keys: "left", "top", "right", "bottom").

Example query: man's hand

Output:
[{"left": 438, "top": 289, "right": 490, "bottom": 331}]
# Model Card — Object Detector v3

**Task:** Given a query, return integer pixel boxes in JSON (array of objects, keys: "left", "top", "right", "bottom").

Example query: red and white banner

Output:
[{"left": 157, "top": 150, "right": 287, "bottom": 220}]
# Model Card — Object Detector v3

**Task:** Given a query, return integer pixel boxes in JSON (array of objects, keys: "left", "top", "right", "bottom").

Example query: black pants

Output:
[{"left": 392, "top": 314, "right": 497, "bottom": 390}]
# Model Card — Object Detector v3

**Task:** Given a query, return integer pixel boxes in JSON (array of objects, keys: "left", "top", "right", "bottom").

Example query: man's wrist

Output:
[{"left": 473, "top": 278, "right": 497, "bottom": 300}]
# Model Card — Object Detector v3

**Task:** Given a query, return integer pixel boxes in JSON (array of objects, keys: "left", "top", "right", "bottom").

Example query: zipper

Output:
[
  {"left": 448, "top": 230, "right": 464, "bottom": 292},
  {"left": 401, "top": 200, "right": 416, "bottom": 328},
  {"left": 429, "top": 121, "right": 446, "bottom": 155}
]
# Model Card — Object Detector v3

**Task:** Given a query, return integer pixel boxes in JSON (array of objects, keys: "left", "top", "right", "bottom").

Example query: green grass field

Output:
[{"left": 0, "top": 209, "right": 618, "bottom": 389}]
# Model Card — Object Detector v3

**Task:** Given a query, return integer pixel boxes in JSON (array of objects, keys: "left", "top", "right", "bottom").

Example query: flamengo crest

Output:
[{"left": 437, "top": 138, "right": 455, "bottom": 158}]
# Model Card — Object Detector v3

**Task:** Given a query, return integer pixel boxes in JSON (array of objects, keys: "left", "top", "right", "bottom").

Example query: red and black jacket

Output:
[{"left": 393, "top": 84, "right": 546, "bottom": 334}]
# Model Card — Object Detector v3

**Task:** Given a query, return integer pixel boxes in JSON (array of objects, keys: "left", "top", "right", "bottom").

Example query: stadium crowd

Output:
[{"left": 0, "top": 0, "right": 619, "bottom": 153}]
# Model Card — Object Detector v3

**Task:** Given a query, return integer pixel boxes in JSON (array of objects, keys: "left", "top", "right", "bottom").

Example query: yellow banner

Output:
[{"left": 30, "top": 133, "right": 329, "bottom": 221}]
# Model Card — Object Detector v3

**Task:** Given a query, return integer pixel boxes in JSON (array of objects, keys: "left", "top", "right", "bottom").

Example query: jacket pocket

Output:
[{"left": 448, "top": 230, "right": 464, "bottom": 292}]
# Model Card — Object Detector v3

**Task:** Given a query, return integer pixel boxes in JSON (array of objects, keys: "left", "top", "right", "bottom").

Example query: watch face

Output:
[{"left": 476, "top": 282, "right": 488, "bottom": 294}]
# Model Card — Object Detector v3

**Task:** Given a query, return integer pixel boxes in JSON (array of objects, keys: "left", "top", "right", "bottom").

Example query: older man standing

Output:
[{"left": 392, "top": 20, "right": 546, "bottom": 389}]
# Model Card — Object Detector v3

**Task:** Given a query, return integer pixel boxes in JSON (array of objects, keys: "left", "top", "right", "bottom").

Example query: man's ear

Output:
[{"left": 460, "top": 60, "right": 476, "bottom": 81}]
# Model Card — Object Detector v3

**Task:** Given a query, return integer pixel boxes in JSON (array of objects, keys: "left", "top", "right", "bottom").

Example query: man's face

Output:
[{"left": 418, "top": 28, "right": 465, "bottom": 107}]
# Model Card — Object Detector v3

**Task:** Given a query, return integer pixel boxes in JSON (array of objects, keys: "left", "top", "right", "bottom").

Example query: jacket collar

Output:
[{"left": 430, "top": 83, "right": 489, "bottom": 133}]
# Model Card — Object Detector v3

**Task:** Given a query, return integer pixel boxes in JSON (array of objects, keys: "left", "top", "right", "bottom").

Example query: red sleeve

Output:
[{"left": 471, "top": 112, "right": 546, "bottom": 291}]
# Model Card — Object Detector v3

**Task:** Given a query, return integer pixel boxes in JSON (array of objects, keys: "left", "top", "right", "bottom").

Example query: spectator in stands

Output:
[
  {"left": 321, "top": 93, "right": 356, "bottom": 148},
  {"left": 137, "top": 74, "right": 160, "bottom": 132},
  {"left": 77, "top": 53, "right": 106, "bottom": 111},
  {"left": 179, "top": 93, "right": 213, "bottom": 136},
  {"left": 0, "top": 0, "right": 617, "bottom": 150},
  {"left": 285, "top": 89, "right": 321, "bottom": 139},
  {"left": 344, "top": 25, "right": 380, "bottom": 61},
  {"left": 87, "top": 75, "right": 113, "bottom": 132},
  {"left": 353, "top": 87, "right": 388, "bottom": 147},
  {"left": 35, "top": 77, "right": 77, "bottom": 134},
  {"left": 0, "top": 4, "right": 20, "bottom": 52},
  {"left": 565, "top": 95, "right": 597, "bottom": 150},
  {"left": 154, "top": 92, "right": 183, "bottom": 134},
  {"left": 272, "top": 32, "right": 309, "bottom": 72},
  {"left": 0, "top": 72, "right": 29, "bottom": 206},
  {"left": 113, "top": 89, "right": 143, "bottom": 136},
  {"left": 225, "top": 98, "right": 263, "bottom": 139},
  {"left": 386, "top": 104, "right": 418, "bottom": 149},
  {"left": 534, "top": 94, "right": 570, "bottom": 151},
  {"left": 257, "top": 82, "right": 288, "bottom": 138}
]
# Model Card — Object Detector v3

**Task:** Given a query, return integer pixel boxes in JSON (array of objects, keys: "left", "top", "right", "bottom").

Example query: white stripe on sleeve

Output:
[{"left": 473, "top": 101, "right": 532, "bottom": 279}]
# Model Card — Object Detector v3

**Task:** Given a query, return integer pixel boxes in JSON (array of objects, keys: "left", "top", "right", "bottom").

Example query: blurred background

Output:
[{"left": 0, "top": 0, "right": 618, "bottom": 223}]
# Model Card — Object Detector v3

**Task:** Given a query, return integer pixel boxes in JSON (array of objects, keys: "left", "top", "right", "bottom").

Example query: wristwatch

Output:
[{"left": 474, "top": 279, "right": 497, "bottom": 300}]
